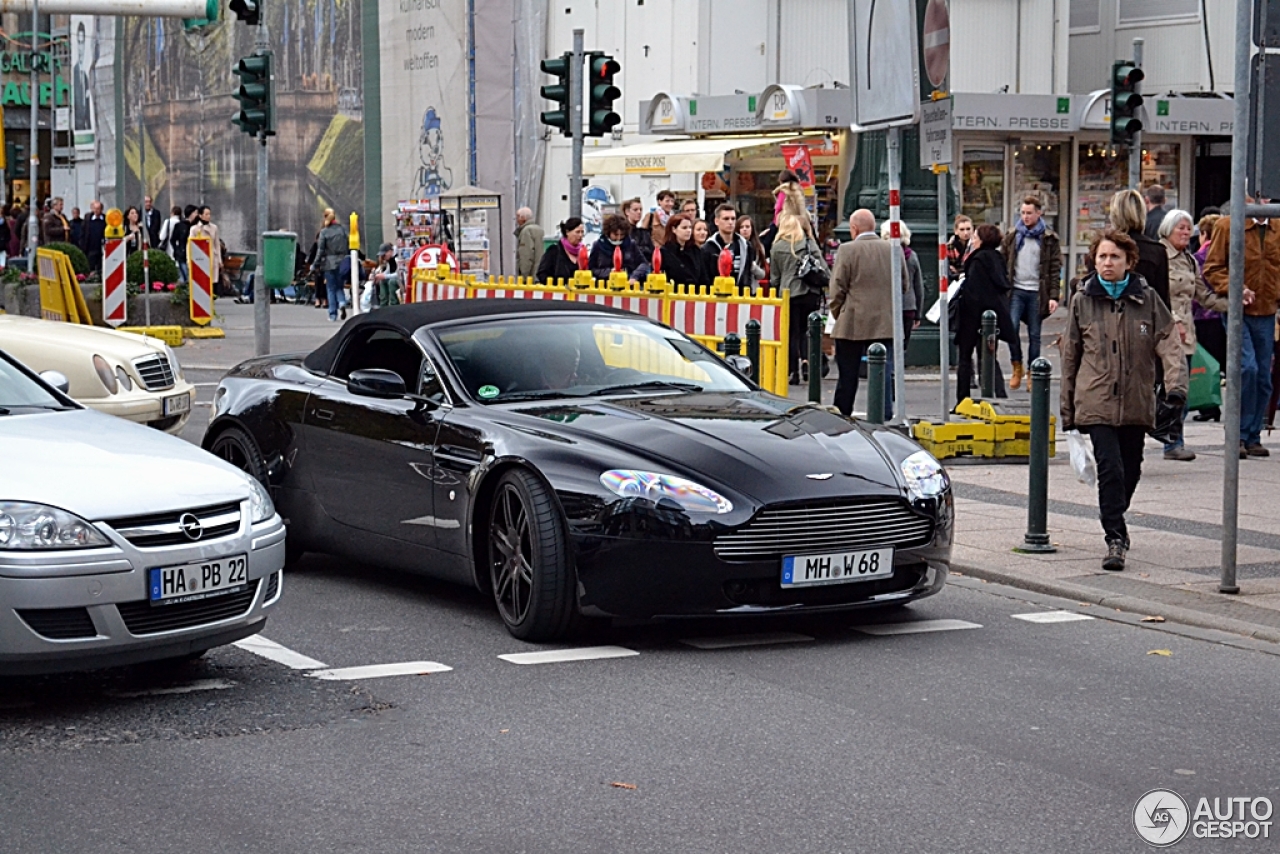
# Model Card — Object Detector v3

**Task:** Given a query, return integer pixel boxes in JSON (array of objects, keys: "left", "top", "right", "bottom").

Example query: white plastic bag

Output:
[
  {"left": 360, "top": 282, "right": 373, "bottom": 312},
  {"left": 1065, "top": 430, "right": 1096, "bottom": 487},
  {"left": 823, "top": 312, "right": 836, "bottom": 335}
]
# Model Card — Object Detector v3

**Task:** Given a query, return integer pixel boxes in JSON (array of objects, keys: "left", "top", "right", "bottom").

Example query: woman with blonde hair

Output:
[
  {"left": 1109, "top": 188, "right": 1169, "bottom": 305},
  {"left": 770, "top": 212, "right": 829, "bottom": 384}
]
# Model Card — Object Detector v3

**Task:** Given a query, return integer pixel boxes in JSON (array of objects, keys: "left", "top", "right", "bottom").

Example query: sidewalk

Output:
[{"left": 190, "top": 300, "right": 1280, "bottom": 644}]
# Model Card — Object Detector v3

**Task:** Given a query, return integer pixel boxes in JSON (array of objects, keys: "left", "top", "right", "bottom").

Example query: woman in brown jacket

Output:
[{"left": 1060, "top": 230, "right": 1186, "bottom": 572}]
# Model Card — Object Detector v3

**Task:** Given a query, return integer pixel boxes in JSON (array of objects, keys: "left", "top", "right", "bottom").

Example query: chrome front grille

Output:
[
  {"left": 713, "top": 499, "right": 935, "bottom": 561},
  {"left": 132, "top": 353, "right": 175, "bottom": 391},
  {"left": 106, "top": 501, "right": 242, "bottom": 548}
]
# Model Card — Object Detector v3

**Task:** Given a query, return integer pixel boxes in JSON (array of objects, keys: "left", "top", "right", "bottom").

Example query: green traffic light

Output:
[{"left": 232, "top": 51, "right": 274, "bottom": 136}]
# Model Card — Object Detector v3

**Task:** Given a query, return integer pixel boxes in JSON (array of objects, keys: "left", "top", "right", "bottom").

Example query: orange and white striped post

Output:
[
  {"left": 188, "top": 235, "right": 214, "bottom": 326},
  {"left": 101, "top": 238, "right": 127, "bottom": 327}
]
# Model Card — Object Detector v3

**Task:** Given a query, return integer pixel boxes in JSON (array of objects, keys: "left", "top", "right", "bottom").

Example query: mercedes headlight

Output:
[
  {"left": 93, "top": 354, "right": 118, "bottom": 395},
  {"left": 245, "top": 476, "right": 276, "bottom": 523},
  {"left": 0, "top": 502, "right": 111, "bottom": 550},
  {"left": 600, "top": 470, "right": 733, "bottom": 514},
  {"left": 901, "top": 451, "right": 949, "bottom": 500}
]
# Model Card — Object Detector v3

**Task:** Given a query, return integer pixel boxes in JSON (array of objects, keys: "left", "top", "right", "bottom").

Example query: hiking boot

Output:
[
  {"left": 1163, "top": 447, "right": 1196, "bottom": 462},
  {"left": 1245, "top": 443, "right": 1270, "bottom": 457},
  {"left": 1102, "top": 539, "right": 1127, "bottom": 572},
  {"left": 1009, "top": 361, "right": 1024, "bottom": 390}
]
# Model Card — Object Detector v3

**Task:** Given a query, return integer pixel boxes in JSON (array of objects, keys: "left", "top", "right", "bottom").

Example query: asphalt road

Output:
[{"left": 5, "top": 361, "right": 1274, "bottom": 853}]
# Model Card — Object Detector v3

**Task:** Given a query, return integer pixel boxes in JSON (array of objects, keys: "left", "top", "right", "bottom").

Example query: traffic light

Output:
[
  {"left": 6, "top": 141, "right": 26, "bottom": 179},
  {"left": 232, "top": 52, "right": 274, "bottom": 137},
  {"left": 540, "top": 53, "right": 572, "bottom": 136},
  {"left": 229, "top": 0, "right": 261, "bottom": 25},
  {"left": 1110, "top": 60, "right": 1145, "bottom": 146},
  {"left": 587, "top": 53, "right": 621, "bottom": 137}
]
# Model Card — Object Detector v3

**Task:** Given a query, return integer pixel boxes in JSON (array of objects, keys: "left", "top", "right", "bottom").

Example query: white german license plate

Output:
[
  {"left": 781, "top": 547, "right": 894, "bottom": 587},
  {"left": 163, "top": 393, "right": 191, "bottom": 416},
  {"left": 148, "top": 555, "right": 248, "bottom": 606}
]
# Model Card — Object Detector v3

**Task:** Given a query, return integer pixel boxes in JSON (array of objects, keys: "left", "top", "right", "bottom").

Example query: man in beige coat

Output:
[
  {"left": 515, "top": 207, "right": 545, "bottom": 279},
  {"left": 828, "top": 209, "right": 907, "bottom": 417}
]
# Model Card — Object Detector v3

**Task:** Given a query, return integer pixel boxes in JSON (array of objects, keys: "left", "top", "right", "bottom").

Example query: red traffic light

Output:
[
  {"left": 594, "top": 57, "right": 620, "bottom": 79},
  {"left": 1113, "top": 63, "right": 1144, "bottom": 87}
]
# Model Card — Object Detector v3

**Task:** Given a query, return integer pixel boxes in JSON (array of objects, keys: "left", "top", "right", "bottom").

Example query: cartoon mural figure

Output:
[
  {"left": 581, "top": 184, "right": 614, "bottom": 248},
  {"left": 415, "top": 107, "right": 453, "bottom": 198}
]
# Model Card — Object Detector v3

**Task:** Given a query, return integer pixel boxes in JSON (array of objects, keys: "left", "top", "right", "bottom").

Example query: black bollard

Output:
[
  {"left": 866, "top": 343, "right": 887, "bottom": 424},
  {"left": 1016, "top": 357, "right": 1056, "bottom": 553},
  {"left": 723, "top": 332, "right": 741, "bottom": 357},
  {"left": 980, "top": 309, "right": 997, "bottom": 399},
  {"left": 808, "top": 311, "right": 823, "bottom": 403},
  {"left": 745, "top": 319, "right": 761, "bottom": 383}
]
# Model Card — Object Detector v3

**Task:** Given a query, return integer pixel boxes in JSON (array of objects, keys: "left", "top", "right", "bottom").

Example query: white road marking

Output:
[
  {"left": 308, "top": 661, "right": 453, "bottom": 681},
  {"left": 498, "top": 646, "right": 639, "bottom": 665},
  {"left": 680, "top": 632, "right": 814, "bottom": 650},
  {"left": 108, "top": 678, "right": 237, "bottom": 698},
  {"left": 1011, "top": 610, "right": 1096, "bottom": 624},
  {"left": 233, "top": 634, "right": 328, "bottom": 670},
  {"left": 855, "top": 619, "right": 983, "bottom": 636}
]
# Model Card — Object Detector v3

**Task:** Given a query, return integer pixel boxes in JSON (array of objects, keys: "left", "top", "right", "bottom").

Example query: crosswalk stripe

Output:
[
  {"left": 498, "top": 646, "right": 639, "bottom": 665},
  {"left": 233, "top": 634, "right": 328, "bottom": 670},
  {"left": 680, "top": 632, "right": 814, "bottom": 650},
  {"left": 854, "top": 619, "right": 983, "bottom": 636},
  {"left": 1011, "top": 611, "right": 1096, "bottom": 624},
  {"left": 308, "top": 662, "right": 453, "bottom": 680}
]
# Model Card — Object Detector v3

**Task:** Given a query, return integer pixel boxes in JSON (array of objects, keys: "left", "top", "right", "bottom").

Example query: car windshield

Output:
[
  {"left": 436, "top": 315, "right": 752, "bottom": 403},
  {"left": 0, "top": 354, "right": 70, "bottom": 414}
]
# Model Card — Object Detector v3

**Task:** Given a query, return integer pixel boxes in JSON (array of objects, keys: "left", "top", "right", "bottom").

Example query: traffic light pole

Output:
[
  {"left": 1128, "top": 38, "right": 1143, "bottom": 190},
  {"left": 569, "top": 28, "right": 584, "bottom": 221},
  {"left": 254, "top": 21, "right": 270, "bottom": 356},
  {"left": 26, "top": 0, "right": 39, "bottom": 273}
]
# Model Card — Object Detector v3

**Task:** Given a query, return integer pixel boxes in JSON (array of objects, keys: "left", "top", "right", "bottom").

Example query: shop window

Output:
[
  {"left": 961, "top": 147, "right": 1005, "bottom": 228},
  {"left": 1013, "top": 144, "right": 1063, "bottom": 235},
  {"left": 1073, "top": 141, "right": 1180, "bottom": 265},
  {"left": 1118, "top": 0, "right": 1198, "bottom": 26}
]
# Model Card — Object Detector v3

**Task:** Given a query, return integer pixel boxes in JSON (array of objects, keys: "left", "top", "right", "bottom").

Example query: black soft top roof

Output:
[{"left": 302, "top": 298, "right": 634, "bottom": 373}]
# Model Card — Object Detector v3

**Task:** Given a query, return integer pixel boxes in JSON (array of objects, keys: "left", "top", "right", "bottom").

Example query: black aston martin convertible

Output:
[{"left": 203, "top": 300, "right": 953, "bottom": 640}]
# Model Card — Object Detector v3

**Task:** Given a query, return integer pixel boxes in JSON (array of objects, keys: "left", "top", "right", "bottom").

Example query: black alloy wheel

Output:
[
  {"left": 488, "top": 469, "right": 576, "bottom": 641},
  {"left": 210, "top": 426, "right": 303, "bottom": 568}
]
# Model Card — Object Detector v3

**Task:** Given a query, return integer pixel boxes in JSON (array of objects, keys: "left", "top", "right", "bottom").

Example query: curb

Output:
[{"left": 951, "top": 561, "right": 1280, "bottom": 645}]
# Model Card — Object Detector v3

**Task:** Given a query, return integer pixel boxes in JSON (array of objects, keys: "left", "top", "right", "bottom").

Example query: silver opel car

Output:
[{"left": 0, "top": 350, "right": 286, "bottom": 675}]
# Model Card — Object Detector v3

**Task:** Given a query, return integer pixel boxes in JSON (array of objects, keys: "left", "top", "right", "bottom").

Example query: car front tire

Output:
[{"left": 487, "top": 469, "right": 577, "bottom": 641}]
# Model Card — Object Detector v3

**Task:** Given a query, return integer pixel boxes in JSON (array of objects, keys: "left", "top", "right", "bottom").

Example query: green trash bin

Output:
[{"left": 261, "top": 231, "right": 298, "bottom": 289}]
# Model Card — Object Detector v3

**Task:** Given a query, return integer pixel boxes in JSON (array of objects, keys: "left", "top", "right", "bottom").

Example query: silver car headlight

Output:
[
  {"left": 600, "top": 470, "right": 733, "bottom": 514},
  {"left": 0, "top": 502, "right": 111, "bottom": 550},
  {"left": 901, "top": 451, "right": 949, "bottom": 501},
  {"left": 245, "top": 476, "right": 276, "bottom": 523}
]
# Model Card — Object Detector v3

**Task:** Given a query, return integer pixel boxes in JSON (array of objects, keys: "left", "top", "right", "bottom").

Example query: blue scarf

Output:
[
  {"left": 1015, "top": 218, "right": 1046, "bottom": 253},
  {"left": 1099, "top": 273, "right": 1129, "bottom": 300}
]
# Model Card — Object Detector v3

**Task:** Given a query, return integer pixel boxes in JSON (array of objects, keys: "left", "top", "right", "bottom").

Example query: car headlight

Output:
[
  {"left": 245, "top": 476, "right": 276, "bottom": 523},
  {"left": 901, "top": 451, "right": 949, "bottom": 500},
  {"left": 0, "top": 502, "right": 111, "bottom": 550},
  {"left": 163, "top": 343, "right": 184, "bottom": 381},
  {"left": 115, "top": 365, "right": 134, "bottom": 391},
  {"left": 93, "top": 354, "right": 118, "bottom": 394},
  {"left": 600, "top": 470, "right": 733, "bottom": 514}
]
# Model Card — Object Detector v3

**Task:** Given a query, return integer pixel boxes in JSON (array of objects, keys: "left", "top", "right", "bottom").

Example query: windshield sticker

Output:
[{"left": 478, "top": 385, "right": 500, "bottom": 399}]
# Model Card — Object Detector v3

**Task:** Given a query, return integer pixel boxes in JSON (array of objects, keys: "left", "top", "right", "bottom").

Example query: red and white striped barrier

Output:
[
  {"left": 576, "top": 292, "right": 664, "bottom": 323},
  {"left": 667, "top": 298, "right": 783, "bottom": 341},
  {"left": 188, "top": 236, "right": 214, "bottom": 326},
  {"left": 101, "top": 238, "right": 127, "bottom": 327}
]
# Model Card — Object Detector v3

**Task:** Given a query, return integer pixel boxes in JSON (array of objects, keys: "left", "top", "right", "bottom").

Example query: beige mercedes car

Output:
[{"left": 0, "top": 315, "right": 196, "bottom": 434}]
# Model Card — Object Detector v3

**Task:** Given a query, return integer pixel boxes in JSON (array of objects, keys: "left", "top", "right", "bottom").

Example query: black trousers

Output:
[
  {"left": 789, "top": 291, "right": 824, "bottom": 377},
  {"left": 1084, "top": 424, "right": 1147, "bottom": 544},
  {"left": 834, "top": 338, "right": 891, "bottom": 417}
]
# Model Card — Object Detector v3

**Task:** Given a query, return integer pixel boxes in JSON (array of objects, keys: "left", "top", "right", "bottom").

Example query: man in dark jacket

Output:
[
  {"left": 1143, "top": 185, "right": 1169, "bottom": 239},
  {"left": 68, "top": 207, "right": 84, "bottom": 249},
  {"left": 1000, "top": 196, "right": 1062, "bottom": 388},
  {"left": 701, "top": 203, "right": 754, "bottom": 289},
  {"left": 82, "top": 200, "right": 106, "bottom": 273},
  {"left": 42, "top": 197, "right": 70, "bottom": 244},
  {"left": 143, "top": 196, "right": 162, "bottom": 248},
  {"left": 171, "top": 205, "right": 197, "bottom": 283}
]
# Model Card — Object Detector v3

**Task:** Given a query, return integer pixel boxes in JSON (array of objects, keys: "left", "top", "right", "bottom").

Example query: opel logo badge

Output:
[{"left": 179, "top": 513, "right": 204, "bottom": 541}]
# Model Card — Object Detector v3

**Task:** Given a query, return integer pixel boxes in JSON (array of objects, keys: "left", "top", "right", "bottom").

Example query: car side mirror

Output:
[
  {"left": 725, "top": 355, "right": 753, "bottom": 377},
  {"left": 39, "top": 370, "right": 70, "bottom": 394},
  {"left": 348, "top": 368, "right": 407, "bottom": 399}
]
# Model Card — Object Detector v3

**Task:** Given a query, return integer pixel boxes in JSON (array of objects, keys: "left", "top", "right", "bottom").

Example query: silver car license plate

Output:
[
  {"left": 781, "top": 547, "right": 894, "bottom": 588},
  {"left": 163, "top": 393, "right": 191, "bottom": 416},
  {"left": 148, "top": 555, "right": 248, "bottom": 606}
]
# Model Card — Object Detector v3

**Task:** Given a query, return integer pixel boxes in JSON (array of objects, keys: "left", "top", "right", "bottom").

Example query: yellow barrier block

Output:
[
  {"left": 184, "top": 327, "right": 226, "bottom": 339},
  {"left": 119, "top": 326, "right": 184, "bottom": 346}
]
